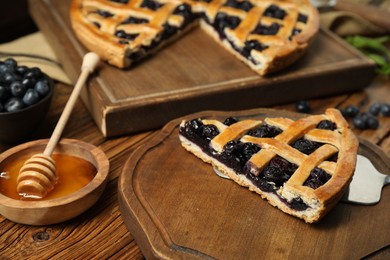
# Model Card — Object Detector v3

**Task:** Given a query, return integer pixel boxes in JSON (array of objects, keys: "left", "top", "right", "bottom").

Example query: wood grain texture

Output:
[
  {"left": 30, "top": 0, "right": 376, "bottom": 137},
  {"left": 0, "top": 73, "right": 389, "bottom": 259},
  {"left": 118, "top": 108, "right": 390, "bottom": 259}
]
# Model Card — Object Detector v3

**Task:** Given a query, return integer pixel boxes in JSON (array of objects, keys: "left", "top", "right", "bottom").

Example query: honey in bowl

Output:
[{"left": 0, "top": 154, "right": 97, "bottom": 200}]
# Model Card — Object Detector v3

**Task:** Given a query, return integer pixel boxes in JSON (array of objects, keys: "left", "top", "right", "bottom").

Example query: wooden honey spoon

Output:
[{"left": 16, "top": 52, "right": 100, "bottom": 199}]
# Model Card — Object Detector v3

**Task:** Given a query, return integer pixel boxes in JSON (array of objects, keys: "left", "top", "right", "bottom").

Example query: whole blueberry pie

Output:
[
  {"left": 179, "top": 109, "right": 358, "bottom": 223},
  {"left": 70, "top": 0, "right": 319, "bottom": 75}
]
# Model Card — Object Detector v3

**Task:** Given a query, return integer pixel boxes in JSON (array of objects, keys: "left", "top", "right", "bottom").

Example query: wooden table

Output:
[{"left": 0, "top": 74, "right": 389, "bottom": 258}]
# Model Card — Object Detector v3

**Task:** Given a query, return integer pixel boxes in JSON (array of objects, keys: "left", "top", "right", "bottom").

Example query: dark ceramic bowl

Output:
[{"left": 0, "top": 84, "right": 53, "bottom": 144}]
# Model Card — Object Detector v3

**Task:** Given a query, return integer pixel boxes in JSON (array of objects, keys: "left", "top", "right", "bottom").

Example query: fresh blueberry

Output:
[
  {"left": 22, "top": 77, "right": 36, "bottom": 88},
  {"left": 0, "top": 85, "right": 10, "bottom": 101},
  {"left": 380, "top": 104, "right": 390, "bottom": 116},
  {"left": 15, "top": 65, "right": 29, "bottom": 75},
  {"left": 352, "top": 115, "right": 366, "bottom": 129},
  {"left": 369, "top": 103, "right": 382, "bottom": 115},
  {"left": 23, "top": 89, "right": 40, "bottom": 106},
  {"left": 295, "top": 100, "right": 311, "bottom": 113},
  {"left": 10, "top": 81, "right": 26, "bottom": 97},
  {"left": 4, "top": 58, "right": 17, "bottom": 69},
  {"left": 366, "top": 115, "right": 379, "bottom": 129},
  {"left": 34, "top": 80, "right": 50, "bottom": 97},
  {"left": 5, "top": 97, "right": 25, "bottom": 112},
  {"left": 344, "top": 105, "right": 359, "bottom": 117},
  {"left": 3, "top": 72, "right": 17, "bottom": 84}
]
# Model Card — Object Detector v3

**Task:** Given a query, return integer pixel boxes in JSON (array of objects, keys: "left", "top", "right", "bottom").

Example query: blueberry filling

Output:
[
  {"left": 173, "top": 3, "right": 193, "bottom": 21},
  {"left": 141, "top": 0, "right": 163, "bottom": 10},
  {"left": 261, "top": 156, "right": 297, "bottom": 186},
  {"left": 115, "top": 30, "right": 139, "bottom": 41},
  {"left": 292, "top": 138, "right": 322, "bottom": 155},
  {"left": 264, "top": 4, "right": 286, "bottom": 20},
  {"left": 212, "top": 12, "right": 241, "bottom": 39},
  {"left": 219, "top": 140, "right": 261, "bottom": 173},
  {"left": 223, "top": 117, "right": 238, "bottom": 126},
  {"left": 252, "top": 23, "right": 281, "bottom": 35},
  {"left": 180, "top": 119, "right": 216, "bottom": 152},
  {"left": 122, "top": 17, "right": 148, "bottom": 24},
  {"left": 282, "top": 197, "right": 308, "bottom": 211},
  {"left": 180, "top": 118, "right": 338, "bottom": 211},
  {"left": 291, "top": 28, "right": 301, "bottom": 36},
  {"left": 304, "top": 167, "right": 332, "bottom": 189},
  {"left": 298, "top": 13, "right": 308, "bottom": 23},
  {"left": 239, "top": 40, "right": 268, "bottom": 65},
  {"left": 317, "top": 120, "right": 336, "bottom": 130},
  {"left": 96, "top": 9, "right": 114, "bottom": 18},
  {"left": 224, "top": 0, "right": 254, "bottom": 12},
  {"left": 247, "top": 124, "right": 282, "bottom": 138},
  {"left": 93, "top": 22, "right": 101, "bottom": 28},
  {"left": 109, "top": 0, "right": 129, "bottom": 3}
]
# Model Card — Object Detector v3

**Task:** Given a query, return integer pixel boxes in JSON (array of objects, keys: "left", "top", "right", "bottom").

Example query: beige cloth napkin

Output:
[
  {"left": 0, "top": 0, "right": 388, "bottom": 85},
  {"left": 0, "top": 32, "right": 72, "bottom": 85},
  {"left": 320, "top": 0, "right": 390, "bottom": 36}
]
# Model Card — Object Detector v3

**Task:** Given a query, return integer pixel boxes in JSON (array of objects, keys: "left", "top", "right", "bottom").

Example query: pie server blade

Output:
[
  {"left": 213, "top": 154, "right": 390, "bottom": 205},
  {"left": 341, "top": 154, "right": 390, "bottom": 205}
]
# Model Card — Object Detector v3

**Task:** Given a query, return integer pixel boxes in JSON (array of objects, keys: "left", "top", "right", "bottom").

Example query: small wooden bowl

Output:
[{"left": 0, "top": 138, "right": 110, "bottom": 225}]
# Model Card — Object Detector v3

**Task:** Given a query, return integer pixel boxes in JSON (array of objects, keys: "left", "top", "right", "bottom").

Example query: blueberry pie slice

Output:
[
  {"left": 70, "top": 0, "right": 319, "bottom": 75},
  {"left": 70, "top": 0, "right": 198, "bottom": 68},
  {"left": 200, "top": 0, "right": 319, "bottom": 75},
  {"left": 179, "top": 109, "right": 358, "bottom": 223}
]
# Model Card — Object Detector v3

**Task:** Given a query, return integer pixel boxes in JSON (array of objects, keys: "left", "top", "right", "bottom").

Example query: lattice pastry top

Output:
[
  {"left": 70, "top": 0, "right": 319, "bottom": 75},
  {"left": 70, "top": 0, "right": 198, "bottom": 67},
  {"left": 179, "top": 108, "right": 358, "bottom": 223}
]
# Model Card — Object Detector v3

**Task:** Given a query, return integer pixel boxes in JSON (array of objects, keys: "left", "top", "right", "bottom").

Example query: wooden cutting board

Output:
[
  {"left": 118, "top": 108, "right": 390, "bottom": 259},
  {"left": 30, "top": 0, "right": 375, "bottom": 138}
]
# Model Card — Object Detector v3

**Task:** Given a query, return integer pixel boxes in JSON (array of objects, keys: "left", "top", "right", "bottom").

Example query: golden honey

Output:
[{"left": 0, "top": 154, "right": 97, "bottom": 200}]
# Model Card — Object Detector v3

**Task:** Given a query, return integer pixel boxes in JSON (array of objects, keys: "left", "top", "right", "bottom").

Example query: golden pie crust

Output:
[
  {"left": 70, "top": 0, "right": 319, "bottom": 75},
  {"left": 179, "top": 108, "right": 358, "bottom": 223}
]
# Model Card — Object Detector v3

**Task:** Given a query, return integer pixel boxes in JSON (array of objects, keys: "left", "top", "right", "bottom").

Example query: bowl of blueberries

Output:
[{"left": 0, "top": 58, "right": 54, "bottom": 144}]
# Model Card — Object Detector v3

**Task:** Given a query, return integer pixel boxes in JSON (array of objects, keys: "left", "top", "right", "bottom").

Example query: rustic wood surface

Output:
[
  {"left": 30, "top": 0, "right": 376, "bottom": 137},
  {"left": 0, "top": 72, "right": 389, "bottom": 258},
  {"left": 118, "top": 108, "right": 390, "bottom": 259}
]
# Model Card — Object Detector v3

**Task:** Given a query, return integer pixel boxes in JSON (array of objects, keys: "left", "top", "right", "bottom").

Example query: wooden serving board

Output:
[
  {"left": 118, "top": 108, "right": 390, "bottom": 259},
  {"left": 30, "top": 0, "right": 375, "bottom": 138}
]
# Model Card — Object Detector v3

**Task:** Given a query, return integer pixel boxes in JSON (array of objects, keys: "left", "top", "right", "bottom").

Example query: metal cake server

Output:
[
  {"left": 213, "top": 154, "right": 390, "bottom": 205},
  {"left": 342, "top": 154, "right": 390, "bottom": 205}
]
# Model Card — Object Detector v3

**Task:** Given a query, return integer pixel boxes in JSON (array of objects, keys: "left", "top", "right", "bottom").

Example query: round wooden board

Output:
[{"left": 118, "top": 108, "right": 390, "bottom": 259}]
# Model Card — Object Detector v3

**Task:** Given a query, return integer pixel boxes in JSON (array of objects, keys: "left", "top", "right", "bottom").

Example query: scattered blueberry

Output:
[
  {"left": 352, "top": 114, "right": 366, "bottom": 129},
  {"left": 295, "top": 100, "right": 311, "bottom": 113},
  {"left": 344, "top": 105, "right": 359, "bottom": 118},
  {"left": 368, "top": 103, "right": 381, "bottom": 116},
  {"left": 366, "top": 115, "right": 379, "bottom": 129},
  {"left": 380, "top": 104, "right": 390, "bottom": 116}
]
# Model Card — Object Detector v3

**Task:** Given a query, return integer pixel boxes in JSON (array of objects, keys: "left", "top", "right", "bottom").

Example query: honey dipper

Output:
[{"left": 16, "top": 52, "right": 100, "bottom": 199}]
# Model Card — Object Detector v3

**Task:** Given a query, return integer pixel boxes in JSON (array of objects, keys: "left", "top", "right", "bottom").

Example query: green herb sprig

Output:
[{"left": 346, "top": 35, "right": 390, "bottom": 75}]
